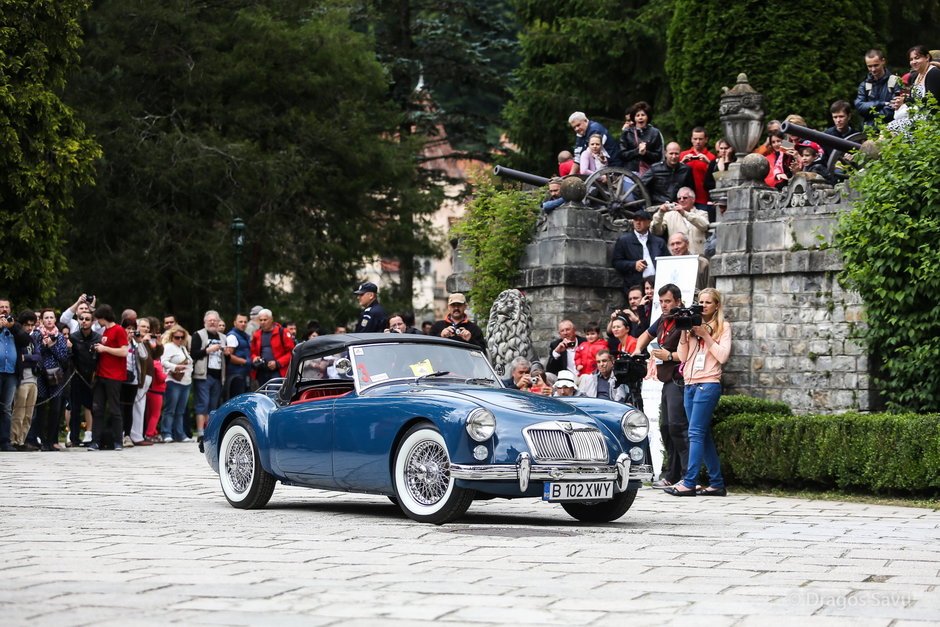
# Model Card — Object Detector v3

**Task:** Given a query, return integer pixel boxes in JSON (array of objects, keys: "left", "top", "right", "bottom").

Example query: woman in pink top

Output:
[
  {"left": 665, "top": 288, "right": 732, "bottom": 496},
  {"left": 578, "top": 133, "right": 609, "bottom": 176}
]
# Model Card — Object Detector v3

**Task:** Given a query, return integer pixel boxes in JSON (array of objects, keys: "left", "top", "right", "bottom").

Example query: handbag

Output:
[
  {"left": 45, "top": 365, "right": 65, "bottom": 386},
  {"left": 169, "top": 347, "right": 189, "bottom": 382}
]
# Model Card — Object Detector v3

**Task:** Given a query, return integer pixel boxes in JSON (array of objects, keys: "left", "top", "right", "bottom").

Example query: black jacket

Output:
[
  {"left": 612, "top": 230, "right": 669, "bottom": 291},
  {"left": 546, "top": 335, "right": 587, "bottom": 375},
  {"left": 70, "top": 328, "right": 101, "bottom": 379},
  {"left": 428, "top": 319, "right": 486, "bottom": 351},
  {"left": 639, "top": 161, "right": 694, "bottom": 204},
  {"left": 618, "top": 125, "right": 664, "bottom": 173}
]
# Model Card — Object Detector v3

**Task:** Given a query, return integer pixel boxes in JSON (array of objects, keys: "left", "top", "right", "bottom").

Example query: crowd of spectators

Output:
[{"left": 0, "top": 294, "right": 360, "bottom": 452}]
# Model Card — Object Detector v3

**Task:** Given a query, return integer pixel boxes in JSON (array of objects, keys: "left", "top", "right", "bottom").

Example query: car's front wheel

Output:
[
  {"left": 220, "top": 417, "right": 276, "bottom": 509},
  {"left": 393, "top": 423, "right": 474, "bottom": 524},
  {"left": 561, "top": 489, "right": 637, "bottom": 522}
]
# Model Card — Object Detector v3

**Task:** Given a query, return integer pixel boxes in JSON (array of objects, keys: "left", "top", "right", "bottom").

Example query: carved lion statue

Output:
[{"left": 486, "top": 289, "right": 538, "bottom": 376}]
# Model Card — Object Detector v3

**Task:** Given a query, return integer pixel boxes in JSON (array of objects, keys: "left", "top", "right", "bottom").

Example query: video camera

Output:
[
  {"left": 612, "top": 351, "right": 648, "bottom": 384},
  {"left": 666, "top": 304, "right": 703, "bottom": 330}
]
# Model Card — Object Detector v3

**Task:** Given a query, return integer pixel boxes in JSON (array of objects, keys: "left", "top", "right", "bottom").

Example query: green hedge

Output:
[
  {"left": 713, "top": 395, "right": 791, "bottom": 424},
  {"left": 713, "top": 408, "right": 940, "bottom": 493}
]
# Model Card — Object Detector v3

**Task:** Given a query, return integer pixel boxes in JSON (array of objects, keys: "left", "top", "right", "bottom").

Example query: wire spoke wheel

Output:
[
  {"left": 225, "top": 433, "right": 254, "bottom": 494},
  {"left": 404, "top": 439, "right": 451, "bottom": 505},
  {"left": 219, "top": 418, "right": 276, "bottom": 509},
  {"left": 392, "top": 423, "right": 474, "bottom": 524}
]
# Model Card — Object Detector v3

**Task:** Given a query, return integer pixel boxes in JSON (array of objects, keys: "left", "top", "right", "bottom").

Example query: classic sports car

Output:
[{"left": 203, "top": 334, "right": 653, "bottom": 524}]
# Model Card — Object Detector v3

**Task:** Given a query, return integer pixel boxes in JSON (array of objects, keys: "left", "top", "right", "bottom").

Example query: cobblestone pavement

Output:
[{"left": 1, "top": 444, "right": 938, "bottom": 626}]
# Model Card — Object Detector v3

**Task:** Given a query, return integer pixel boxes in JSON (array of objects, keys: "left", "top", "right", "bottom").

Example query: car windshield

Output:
[{"left": 351, "top": 343, "right": 499, "bottom": 390}]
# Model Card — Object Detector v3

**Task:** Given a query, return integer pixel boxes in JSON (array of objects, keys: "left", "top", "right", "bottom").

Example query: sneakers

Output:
[
  {"left": 122, "top": 435, "right": 135, "bottom": 448},
  {"left": 114, "top": 445, "right": 123, "bottom": 451},
  {"left": 87, "top": 443, "right": 100, "bottom": 451},
  {"left": 162, "top": 435, "right": 173, "bottom": 443},
  {"left": 181, "top": 437, "right": 195, "bottom": 443},
  {"left": 651, "top": 479, "right": 673, "bottom": 489}
]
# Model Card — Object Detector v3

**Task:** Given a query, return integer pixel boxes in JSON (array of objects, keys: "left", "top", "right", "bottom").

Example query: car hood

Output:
[{"left": 419, "top": 386, "right": 580, "bottom": 417}]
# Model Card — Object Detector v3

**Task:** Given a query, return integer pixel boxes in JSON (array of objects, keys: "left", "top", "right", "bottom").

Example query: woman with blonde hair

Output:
[
  {"left": 160, "top": 325, "right": 193, "bottom": 443},
  {"left": 665, "top": 288, "right": 732, "bottom": 496}
]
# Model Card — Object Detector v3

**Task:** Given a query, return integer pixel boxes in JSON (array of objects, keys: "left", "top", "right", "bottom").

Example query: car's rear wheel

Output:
[
  {"left": 220, "top": 417, "right": 276, "bottom": 509},
  {"left": 561, "top": 489, "right": 637, "bottom": 522},
  {"left": 393, "top": 423, "right": 474, "bottom": 524}
]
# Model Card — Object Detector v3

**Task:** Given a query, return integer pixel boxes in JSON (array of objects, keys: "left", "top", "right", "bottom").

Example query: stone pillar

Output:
[
  {"left": 710, "top": 166, "right": 875, "bottom": 413},
  {"left": 449, "top": 203, "right": 628, "bottom": 363}
]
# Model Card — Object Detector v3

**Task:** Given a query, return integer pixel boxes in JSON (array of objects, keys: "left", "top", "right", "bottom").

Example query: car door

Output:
[{"left": 271, "top": 398, "right": 335, "bottom": 482}]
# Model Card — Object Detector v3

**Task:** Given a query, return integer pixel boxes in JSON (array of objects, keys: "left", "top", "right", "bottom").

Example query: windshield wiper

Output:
[
  {"left": 463, "top": 377, "right": 497, "bottom": 386},
  {"left": 415, "top": 370, "right": 450, "bottom": 384}
]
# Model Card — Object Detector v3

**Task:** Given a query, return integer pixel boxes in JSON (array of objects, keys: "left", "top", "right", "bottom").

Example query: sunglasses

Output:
[{"left": 173, "top": 335, "right": 185, "bottom": 340}]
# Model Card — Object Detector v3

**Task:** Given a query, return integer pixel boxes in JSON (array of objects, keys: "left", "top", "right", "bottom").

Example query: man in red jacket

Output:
[
  {"left": 679, "top": 127, "right": 715, "bottom": 212},
  {"left": 250, "top": 308, "right": 295, "bottom": 386}
]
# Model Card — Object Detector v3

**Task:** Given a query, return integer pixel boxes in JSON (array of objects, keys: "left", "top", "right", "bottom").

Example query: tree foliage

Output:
[
  {"left": 61, "top": 0, "right": 424, "bottom": 328},
  {"left": 452, "top": 184, "right": 540, "bottom": 316},
  {"left": 0, "top": 0, "right": 101, "bottom": 307},
  {"left": 503, "top": 0, "right": 670, "bottom": 175},
  {"left": 666, "top": 0, "right": 888, "bottom": 140},
  {"left": 352, "top": 0, "right": 518, "bottom": 305},
  {"left": 836, "top": 107, "right": 940, "bottom": 412}
]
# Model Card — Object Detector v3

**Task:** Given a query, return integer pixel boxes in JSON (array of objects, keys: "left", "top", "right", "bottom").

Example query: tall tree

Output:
[
  {"left": 502, "top": 0, "right": 669, "bottom": 175},
  {"left": 62, "top": 0, "right": 423, "bottom": 327},
  {"left": 666, "top": 0, "right": 888, "bottom": 139},
  {"left": 0, "top": 0, "right": 101, "bottom": 307},
  {"left": 352, "top": 0, "right": 518, "bottom": 305}
]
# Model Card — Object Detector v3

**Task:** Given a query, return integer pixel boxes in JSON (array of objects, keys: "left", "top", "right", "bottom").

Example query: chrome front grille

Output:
[{"left": 523, "top": 422, "right": 608, "bottom": 462}]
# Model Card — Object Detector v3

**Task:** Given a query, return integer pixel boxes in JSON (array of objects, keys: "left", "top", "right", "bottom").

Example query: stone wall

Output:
[
  {"left": 711, "top": 175, "right": 874, "bottom": 413},
  {"left": 449, "top": 204, "right": 628, "bottom": 364}
]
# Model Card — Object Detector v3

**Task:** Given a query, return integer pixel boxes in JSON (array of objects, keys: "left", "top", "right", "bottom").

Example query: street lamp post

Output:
[{"left": 230, "top": 218, "right": 246, "bottom": 315}]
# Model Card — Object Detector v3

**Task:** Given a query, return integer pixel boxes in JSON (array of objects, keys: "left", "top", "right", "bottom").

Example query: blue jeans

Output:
[
  {"left": 681, "top": 382, "right": 724, "bottom": 490},
  {"left": 193, "top": 376, "right": 221, "bottom": 414},
  {"left": 161, "top": 381, "right": 191, "bottom": 441},
  {"left": 0, "top": 372, "right": 17, "bottom": 445}
]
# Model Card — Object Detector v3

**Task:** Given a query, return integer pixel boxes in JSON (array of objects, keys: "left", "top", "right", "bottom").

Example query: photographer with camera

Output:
[
  {"left": 0, "top": 299, "right": 29, "bottom": 452},
  {"left": 430, "top": 294, "right": 486, "bottom": 350},
  {"left": 634, "top": 284, "right": 690, "bottom": 489},
  {"left": 651, "top": 187, "right": 709, "bottom": 256},
  {"left": 250, "top": 309, "right": 295, "bottom": 387},
  {"left": 503, "top": 357, "right": 533, "bottom": 391},
  {"left": 59, "top": 293, "right": 98, "bottom": 335},
  {"left": 665, "top": 288, "right": 731, "bottom": 497},
  {"left": 68, "top": 310, "right": 100, "bottom": 446},
  {"left": 191, "top": 310, "right": 226, "bottom": 444},
  {"left": 545, "top": 320, "right": 584, "bottom": 376}
]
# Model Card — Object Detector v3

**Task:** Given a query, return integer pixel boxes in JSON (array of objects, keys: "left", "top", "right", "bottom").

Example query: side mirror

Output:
[{"left": 334, "top": 358, "right": 352, "bottom": 376}]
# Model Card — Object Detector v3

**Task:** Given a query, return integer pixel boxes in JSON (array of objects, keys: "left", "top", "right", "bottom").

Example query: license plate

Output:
[{"left": 543, "top": 481, "right": 613, "bottom": 502}]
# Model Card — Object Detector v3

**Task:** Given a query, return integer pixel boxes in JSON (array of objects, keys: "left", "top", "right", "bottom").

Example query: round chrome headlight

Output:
[
  {"left": 466, "top": 408, "right": 497, "bottom": 442},
  {"left": 621, "top": 409, "right": 649, "bottom": 443}
]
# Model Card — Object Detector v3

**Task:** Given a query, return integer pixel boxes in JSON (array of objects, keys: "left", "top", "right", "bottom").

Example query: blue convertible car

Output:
[{"left": 203, "top": 334, "right": 652, "bottom": 524}]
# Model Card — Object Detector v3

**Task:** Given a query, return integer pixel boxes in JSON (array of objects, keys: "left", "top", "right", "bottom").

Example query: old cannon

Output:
[
  {"left": 493, "top": 165, "right": 651, "bottom": 221},
  {"left": 779, "top": 122, "right": 866, "bottom": 180}
]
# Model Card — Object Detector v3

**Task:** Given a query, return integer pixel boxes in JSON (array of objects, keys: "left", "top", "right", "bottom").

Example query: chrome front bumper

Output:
[{"left": 450, "top": 453, "right": 653, "bottom": 492}]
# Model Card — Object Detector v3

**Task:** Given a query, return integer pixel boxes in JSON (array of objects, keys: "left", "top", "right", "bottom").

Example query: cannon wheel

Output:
[
  {"left": 826, "top": 131, "right": 866, "bottom": 181},
  {"left": 583, "top": 167, "right": 651, "bottom": 221}
]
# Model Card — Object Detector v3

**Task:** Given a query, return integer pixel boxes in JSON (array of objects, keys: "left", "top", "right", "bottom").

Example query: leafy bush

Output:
[
  {"left": 713, "top": 394, "right": 792, "bottom": 424},
  {"left": 452, "top": 184, "right": 540, "bottom": 316},
  {"left": 836, "top": 102, "right": 940, "bottom": 412},
  {"left": 714, "top": 412, "right": 940, "bottom": 493}
]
